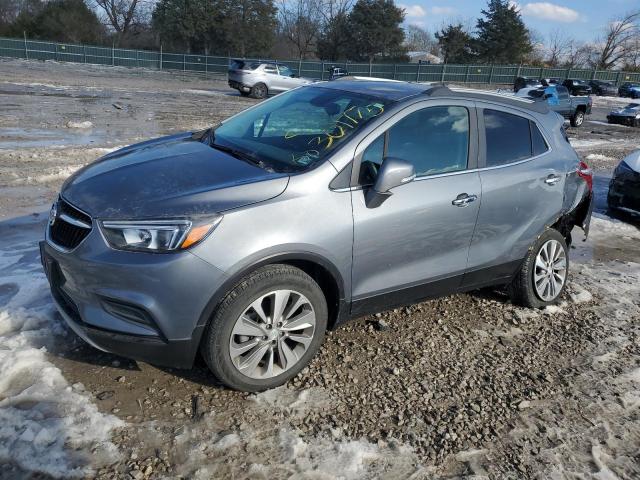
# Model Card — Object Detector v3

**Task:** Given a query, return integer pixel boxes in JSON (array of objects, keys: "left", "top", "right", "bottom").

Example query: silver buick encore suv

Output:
[{"left": 41, "top": 80, "right": 593, "bottom": 391}]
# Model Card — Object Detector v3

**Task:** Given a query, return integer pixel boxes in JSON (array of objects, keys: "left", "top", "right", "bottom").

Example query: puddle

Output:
[{"left": 0, "top": 127, "right": 112, "bottom": 149}]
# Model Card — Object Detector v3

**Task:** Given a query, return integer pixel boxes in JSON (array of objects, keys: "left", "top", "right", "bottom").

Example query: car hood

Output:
[
  {"left": 61, "top": 132, "right": 289, "bottom": 219},
  {"left": 620, "top": 150, "right": 640, "bottom": 173},
  {"left": 611, "top": 104, "right": 640, "bottom": 115}
]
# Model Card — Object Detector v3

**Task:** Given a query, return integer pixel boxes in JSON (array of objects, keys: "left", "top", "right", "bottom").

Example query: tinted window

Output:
[
  {"left": 278, "top": 65, "right": 294, "bottom": 76},
  {"left": 530, "top": 121, "right": 548, "bottom": 156},
  {"left": 484, "top": 109, "right": 531, "bottom": 167},
  {"left": 557, "top": 86, "right": 570, "bottom": 99},
  {"left": 359, "top": 106, "right": 469, "bottom": 184}
]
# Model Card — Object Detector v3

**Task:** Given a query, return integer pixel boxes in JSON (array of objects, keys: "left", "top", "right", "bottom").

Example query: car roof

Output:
[{"left": 312, "top": 79, "right": 550, "bottom": 113}]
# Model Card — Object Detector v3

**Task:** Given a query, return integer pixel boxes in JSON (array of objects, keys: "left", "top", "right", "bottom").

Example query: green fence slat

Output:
[{"left": 0, "top": 35, "right": 636, "bottom": 85}]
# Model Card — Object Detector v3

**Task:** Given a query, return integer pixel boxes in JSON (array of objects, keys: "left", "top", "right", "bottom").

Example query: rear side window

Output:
[
  {"left": 263, "top": 64, "right": 277, "bottom": 74},
  {"left": 557, "top": 86, "right": 569, "bottom": 100},
  {"left": 483, "top": 109, "right": 531, "bottom": 167},
  {"left": 530, "top": 121, "right": 549, "bottom": 156}
]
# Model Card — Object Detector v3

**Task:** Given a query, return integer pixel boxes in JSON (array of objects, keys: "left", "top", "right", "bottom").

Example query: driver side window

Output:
[{"left": 358, "top": 106, "right": 470, "bottom": 185}]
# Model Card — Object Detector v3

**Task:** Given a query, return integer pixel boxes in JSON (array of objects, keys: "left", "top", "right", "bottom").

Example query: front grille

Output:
[{"left": 49, "top": 198, "right": 92, "bottom": 250}]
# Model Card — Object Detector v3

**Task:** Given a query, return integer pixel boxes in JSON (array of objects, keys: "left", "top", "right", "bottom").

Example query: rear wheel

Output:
[
  {"left": 570, "top": 110, "right": 585, "bottom": 127},
  {"left": 200, "top": 264, "right": 327, "bottom": 392},
  {"left": 509, "top": 229, "right": 569, "bottom": 308},
  {"left": 250, "top": 83, "right": 268, "bottom": 99}
]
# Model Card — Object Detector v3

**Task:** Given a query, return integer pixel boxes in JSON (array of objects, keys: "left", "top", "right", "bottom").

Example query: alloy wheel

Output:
[
  {"left": 533, "top": 239, "right": 567, "bottom": 302},
  {"left": 229, "top": 289, "right": 316, "bottom": 379}
]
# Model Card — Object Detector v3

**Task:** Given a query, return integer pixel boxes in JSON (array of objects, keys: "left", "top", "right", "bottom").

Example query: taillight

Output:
[{"left": 577, "top": 160, "right": 593, "bottom": 191}]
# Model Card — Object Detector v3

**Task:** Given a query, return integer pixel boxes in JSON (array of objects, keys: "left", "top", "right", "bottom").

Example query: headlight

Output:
[{"left": 100, "top": 217, "right": 222, "bottom": 252}]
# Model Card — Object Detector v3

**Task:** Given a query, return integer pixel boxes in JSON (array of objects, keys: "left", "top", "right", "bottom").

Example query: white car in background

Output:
[{"left": 228, "top": 60, "right": 313, "bottom": 99}]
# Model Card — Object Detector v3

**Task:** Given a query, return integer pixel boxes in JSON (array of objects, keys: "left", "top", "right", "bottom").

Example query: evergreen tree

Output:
[
  {"left": 475, "top": 0, "right": 532, "bottom": 64},
  {"left": 10, "top": 0, "right": 105, "bottom": 43},
  {"left": 316, "top": 11, "right": 350, "bottom": 61},
  {"left": 435, "top": 24, "right": 475, "bottom": 63},
  {"left": 346, "top": 0, "right": 406, "bottom": 63}
]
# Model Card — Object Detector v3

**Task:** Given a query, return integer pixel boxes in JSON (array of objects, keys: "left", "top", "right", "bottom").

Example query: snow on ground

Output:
[{"left": 0, "top": 215, "right": 123, "bottom": 477}]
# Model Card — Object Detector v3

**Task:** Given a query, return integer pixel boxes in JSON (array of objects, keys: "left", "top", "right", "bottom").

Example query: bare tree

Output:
[
  {"left": 546, "top": 29, "right": 571, "bottom": 67},
  {"left": 278, "top": 0, "right": 323, "bottom": 59},
  {"left": 92, "top": 0, "right": 149, "bottom": 45},
  {"left": 592, "top": 10, "right": 639, "bottom": 69},
  {"left": 405, "top": 24, "right": 439, "bottom": 56},
  {"left": 563, "top": 40, "right": 592, "bottom": 69}
]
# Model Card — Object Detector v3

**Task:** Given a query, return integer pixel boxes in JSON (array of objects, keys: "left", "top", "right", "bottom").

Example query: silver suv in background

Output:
[
  {"left": 228, "top": 59, "right": 313, "bottom": 98},
  {"left": 41, "top": 81, "right": 593, "bottom": 392}
]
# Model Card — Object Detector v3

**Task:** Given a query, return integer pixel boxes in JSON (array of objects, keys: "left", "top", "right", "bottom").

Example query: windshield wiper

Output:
[{"left": 196, "top": 124, "right": 273, "bottom": 171}]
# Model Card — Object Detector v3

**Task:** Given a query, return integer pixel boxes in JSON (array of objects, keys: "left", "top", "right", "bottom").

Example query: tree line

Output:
[{"left": 0, "top": 0, "right": 638, "bottom": 70}]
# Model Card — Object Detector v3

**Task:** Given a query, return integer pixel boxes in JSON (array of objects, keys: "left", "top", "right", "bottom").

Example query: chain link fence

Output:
[{"left": 2, "top": 36, "right": 639, "bottom": 85}]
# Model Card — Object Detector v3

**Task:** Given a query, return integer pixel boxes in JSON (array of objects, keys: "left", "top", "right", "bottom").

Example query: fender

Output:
[{"left": 194, "top": 250, "right": 348, "bottom": 331}]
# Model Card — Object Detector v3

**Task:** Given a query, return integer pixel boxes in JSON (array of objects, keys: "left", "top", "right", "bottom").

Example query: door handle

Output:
[
  {"left": 452, "top": 193, "right": 478, "bottom": 207},
  {"left": 544, "top": 174, "right": 561, "bottom": 185}
]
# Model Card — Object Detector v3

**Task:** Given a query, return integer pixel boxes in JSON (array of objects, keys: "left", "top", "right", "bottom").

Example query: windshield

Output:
[{"left": 211, "top": 86, "right": 391, "bottom": 172}]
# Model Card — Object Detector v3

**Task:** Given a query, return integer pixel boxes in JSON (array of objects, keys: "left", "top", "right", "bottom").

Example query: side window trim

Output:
[
  {"left": 476, "top": 102, "right": 553, "bottom": 170},
  {"left": 350, "top": 99, "right": 479, "bottom": 187}
]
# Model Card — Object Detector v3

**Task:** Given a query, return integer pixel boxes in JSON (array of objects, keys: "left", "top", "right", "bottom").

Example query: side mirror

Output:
[{"left": 365, "top": 157, "right": 416, "bottom": 208}]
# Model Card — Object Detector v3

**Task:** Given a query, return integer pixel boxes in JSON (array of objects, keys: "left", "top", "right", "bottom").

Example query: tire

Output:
[
  {"left": 239, "top": 90, "right": 250, "bottom": 97},
  {"left": 570, "top": 110, "right": 585, "bottom": 127},
  {"left": 250, "top": 82, "right": 268, "bottom": 99},
  {"left": 200, "top": 264, "right": 327, "bottom": 392},
  {"left": 509, "top": 229, "right": 569, "bottom": 309}
]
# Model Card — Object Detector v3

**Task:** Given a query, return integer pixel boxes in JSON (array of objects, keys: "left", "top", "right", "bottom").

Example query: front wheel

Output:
[
  {"left": 509, "top": 229, "right": 569, "bottom": 308},
  {"left": 200, "top": 265, "right": 327, "bottom": 392},
  {"left": 570, "top": 110, "right": 585, "bottom": 127}
]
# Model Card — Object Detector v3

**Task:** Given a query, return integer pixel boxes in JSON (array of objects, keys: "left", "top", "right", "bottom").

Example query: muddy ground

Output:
[{"left": 0, "top": 58, "right": 639, "bottom": 479}]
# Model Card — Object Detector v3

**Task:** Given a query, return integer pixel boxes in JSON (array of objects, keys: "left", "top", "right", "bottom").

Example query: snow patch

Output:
[
  {"left": 0, "top": 229, "right": 123, "bottom": 477},
  {"left": 586, "top": 153, "right": 616, "bottom": 163}
]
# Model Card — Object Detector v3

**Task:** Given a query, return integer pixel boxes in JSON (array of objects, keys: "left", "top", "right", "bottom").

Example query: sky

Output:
[{"left": 399, "top": 0, "right": 638, "bottom": 43}]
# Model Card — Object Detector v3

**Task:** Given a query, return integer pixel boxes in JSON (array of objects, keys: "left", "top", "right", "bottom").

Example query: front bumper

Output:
[
  {"left": 608, "top": 172, "right": 640, "bottom": 213},
  {"left": 40, "top": 227, "right": 228, "bottom": 368},
  {"left": 607, "top": 115, "right": 639, "bottom": 127}
]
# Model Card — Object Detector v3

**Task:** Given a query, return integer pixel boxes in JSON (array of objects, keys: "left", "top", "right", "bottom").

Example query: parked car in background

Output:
[
  {"left": 608, "top": 150, "right": 640, "bottom": 214},
  {"left": 513, "top": 76, "right": 542, "bottom": 92},
  {"left": 541, "top": 77, "right": 562, "bottom": 86},
  {"left": 618, "top": 82, "right": 640, "bottom": 99},
  {"left": 228, "top": 59, "right": 313, "bottom": 98},
  {"left": 607, "top": 103, "right": 640, "bottom": 127},
  {"left": 40, "top": 80, "right": 593, "bottom": 391},
  {"left": 589, "top": 80, "right": 617, "bottom": 96},
  {"left": 562, "top": 79, "right": 592, "bottom": 96},
  {"left": 328, "top": 66, "right": 349, "bottom": 80},
  {"left": 525, "top": 85, "right": 592, "bottom": 127}
]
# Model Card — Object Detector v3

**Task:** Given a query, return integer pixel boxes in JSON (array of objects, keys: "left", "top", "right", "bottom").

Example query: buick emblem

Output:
[{"left": 49, "top": 202, "right": 58, "bottom": 227}]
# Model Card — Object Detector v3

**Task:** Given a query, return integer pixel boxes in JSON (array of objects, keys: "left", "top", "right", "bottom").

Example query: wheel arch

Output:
[{"left": 195, "top": 252, "right": 347, "bottom": 338}]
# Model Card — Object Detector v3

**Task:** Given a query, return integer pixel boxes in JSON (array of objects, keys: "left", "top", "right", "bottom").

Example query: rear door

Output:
[
  {"left": 350, "top": 100, "right": 481, "bottom": 313},
  {"left": 556, "top": 86, "right": 572, "bottom": 117},
  {"left": 262, "top": 63, "right": 283, "bottom": 91},
  {"left": 463, "top": 104, "right": 563, "bottom": 287}
]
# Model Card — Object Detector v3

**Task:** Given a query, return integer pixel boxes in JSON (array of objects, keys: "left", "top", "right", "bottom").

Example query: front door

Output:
[{"left": 350, "top": 101, "right": 481, "bottom": 314}]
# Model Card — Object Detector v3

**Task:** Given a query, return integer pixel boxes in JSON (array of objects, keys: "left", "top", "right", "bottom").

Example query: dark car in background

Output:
[
  {"left": 589, "top": 80, "right": 617, "bottom": 96},
  {"left": 562, "top": 79, "right": 592, "bottom": 96},
  {"left": 618, "top": 82, "right": 640, "bottom": 99},
  {"left": 541, "top": 77, "right": 562, "bottom": 86},
  {"left": 513, "top": 76, "right": 542, "bottom": 93},
  {"left": 607, "top": 103, "right": 640, "bottom": 127},
  {"left": 328, "top": 66, "right": 349, "bottom": 80},
  {"left": 608, "top": 151, "right": 640, "bottom": 215}
]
